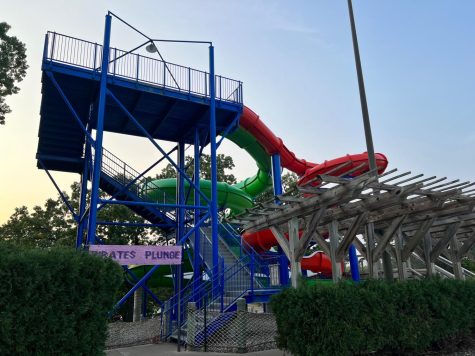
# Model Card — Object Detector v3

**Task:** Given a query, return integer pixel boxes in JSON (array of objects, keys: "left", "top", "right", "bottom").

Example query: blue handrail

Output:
[{"left": 43, "top": 31, "right": 243, "bottom": 104}]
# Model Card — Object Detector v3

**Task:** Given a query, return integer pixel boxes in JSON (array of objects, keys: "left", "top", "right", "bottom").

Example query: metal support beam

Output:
[
  {"left": 208, "top": 44, "right": 219, "bottom": 289},
  {"left": 86, "top": 14, "right": 112, "bottom": 245},
  {"left": 193, "top": 129, "right": 201, "bottom": 296}
]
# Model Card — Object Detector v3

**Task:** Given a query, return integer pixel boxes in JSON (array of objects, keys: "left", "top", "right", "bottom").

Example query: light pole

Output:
[{"left": 347, "top": 0, "right": 393, "bottom": 281}]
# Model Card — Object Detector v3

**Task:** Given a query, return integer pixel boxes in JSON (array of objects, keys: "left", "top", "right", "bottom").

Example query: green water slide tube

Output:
[{"left": 145, "top": 126, "right": 273, "bottom": 214}]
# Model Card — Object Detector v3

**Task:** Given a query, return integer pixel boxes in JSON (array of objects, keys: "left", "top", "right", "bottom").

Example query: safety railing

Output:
[
  {"left": 160, "top": 255, "right": 250, "bottom": 340},
  {"left": 99, "top": 147, "right": 162, "bottom": 203},
  {"left": 44, "top": 32, "right": 243, "bottom": 104}
]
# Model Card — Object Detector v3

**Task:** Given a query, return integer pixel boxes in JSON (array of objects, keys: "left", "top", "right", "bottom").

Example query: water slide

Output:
[{"left": 146, "top": 106, "right": 389, "bottom": 274}]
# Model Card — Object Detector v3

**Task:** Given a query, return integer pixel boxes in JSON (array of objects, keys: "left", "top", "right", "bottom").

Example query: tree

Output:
[
  {"left": 0, "top": 22, "right": 28, "bottom": 125},
  {"left": 0, "top": 182, "right": 161, "bottom": 248},
  {"left": 155, "top": 153, "right": 237, "bottom": 184},
  {"left": 254, "top": 171, "right": 299, "bottom": 203}
]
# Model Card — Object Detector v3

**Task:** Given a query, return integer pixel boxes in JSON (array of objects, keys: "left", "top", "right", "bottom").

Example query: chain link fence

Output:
[{"left": 186, "top": 302, "right": 278, "bottom": 353}]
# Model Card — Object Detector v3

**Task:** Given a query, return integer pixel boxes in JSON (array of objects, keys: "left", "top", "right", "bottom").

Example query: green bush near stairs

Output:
[
  {"left": 271, "top": 278, "right": 475, "bottom": 356},
  {"left": 0, "top": 243, "right": 123, "bottom": 355}
]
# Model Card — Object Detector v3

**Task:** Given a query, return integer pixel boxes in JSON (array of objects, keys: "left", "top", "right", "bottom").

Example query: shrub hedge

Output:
[
  {"left": 271, "top": 278, "right": 475, "bottom": 356},
  {"left": 0, "top": 244, "right": 123, "bottom": 355}
]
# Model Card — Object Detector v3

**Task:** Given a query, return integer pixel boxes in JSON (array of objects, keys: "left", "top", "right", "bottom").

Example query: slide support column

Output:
[
  {"left": 272, "top": 153, "right": 289, "bottom": 286},
  {"left": 209, "top": 45, "right": 219, "bottom": 291},
  {"left": 86, "top": 14, "right": 111, "bottom": 245}
]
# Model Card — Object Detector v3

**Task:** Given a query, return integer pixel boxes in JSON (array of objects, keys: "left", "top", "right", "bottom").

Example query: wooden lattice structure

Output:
[{"left": 229, "top": 163, "right": 475, "bottom": 286}]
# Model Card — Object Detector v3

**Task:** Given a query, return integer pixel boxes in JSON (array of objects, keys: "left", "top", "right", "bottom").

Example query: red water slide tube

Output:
[{"left": 239, "top": 106, "right": 389, "bottom": 274}]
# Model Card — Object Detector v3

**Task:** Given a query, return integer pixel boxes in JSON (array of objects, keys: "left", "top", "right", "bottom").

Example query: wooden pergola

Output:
[{"left": 229, "top": 163, "right": 475, "bottom": 287}]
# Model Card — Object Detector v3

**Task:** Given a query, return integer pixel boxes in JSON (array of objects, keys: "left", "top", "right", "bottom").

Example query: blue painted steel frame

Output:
[
  {"left": 209, "top": 45, "right": 219, "bottom": 292},
  {"left": 87, "top": 14, "right": 112, "bottom": 245},
  {"left": 40, "top": 12, "right": 242, "bottom": 318},
  {"left": 271, "top": 154, "right": 290, "bottom": 286},
  {"left": 349, "top": 244, "right": 360, "bottom": 282}
]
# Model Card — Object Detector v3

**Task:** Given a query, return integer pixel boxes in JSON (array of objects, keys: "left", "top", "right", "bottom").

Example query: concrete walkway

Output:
[{"left": 107, "top": 343, "right": 286, "bottom": 356}]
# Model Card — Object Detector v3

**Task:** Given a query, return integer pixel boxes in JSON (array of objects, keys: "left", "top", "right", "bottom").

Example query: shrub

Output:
[
  {"left": 0, "top": 243, "right": 123, "bottom": 355},
  {"left": 271, "top": 278, "right": 475, "bottom": 356}
]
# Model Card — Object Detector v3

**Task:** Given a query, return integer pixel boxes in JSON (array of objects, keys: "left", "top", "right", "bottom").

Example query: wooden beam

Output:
[
  {"left": 423, "top": 232, "right": 435, "bottom": 277},
  {"left": 295, "top": 207, "right": 327, "bottom": 260},
  {"left": 244, "top": 172, "right": 376, "bottom": 231},
  {"left": 329, "top": 220, "right": 342, "bottom": 281},
  {"left": 352, "top": 236, "right": 367, "bottom": 256},
  {"left": 395, "top": 229, "right": 409, "bottom": 280},
  {"left": 450, "top": 235, "right": 465, "bottom": 280},
  {"left": 288, "top": 217, "right": 301, "bottom": 288},
  {"left": 402, "top": 218, "right": 435, "bottom": 261},
  {"left": 430, "top": 222, "right": 461, "bottom": 262},
  {"left": 270, "top": 225, "right": 290, "bottom": 258},
  {"left": 336, "top": 212, "right": 368, "bottom": 260},
  {"left": 372, "top": 215, "right": 407, "bottom": 262},
  {"left": 458, "top": 231, "right": 475, "bottom": 259},
  {"left": 310, "top": 231, "right": 331, "bottom": 256}
]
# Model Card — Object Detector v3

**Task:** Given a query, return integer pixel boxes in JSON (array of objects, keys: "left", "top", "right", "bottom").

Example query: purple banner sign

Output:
[{"left": 89, "top": 245, "right": 182, "bottom": 265}]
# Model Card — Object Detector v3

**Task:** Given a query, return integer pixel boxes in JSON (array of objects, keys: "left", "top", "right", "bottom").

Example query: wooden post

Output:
[
  {"left": 288, "top": 217, "right": 301, "bottom": 288},
  {"left": 450, "top": 236, "right": 465, "bottom": 280},
  {"left": 423, "top": 232, "right": 435, "bottom": 277},
  {"left": 329, "top": 220, "right": 342, "bottom": 282}
]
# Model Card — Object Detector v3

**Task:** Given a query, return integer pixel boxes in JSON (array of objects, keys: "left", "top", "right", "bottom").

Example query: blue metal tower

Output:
[{"left": 36, "top": 12, "right": 243, "bottom": 316}]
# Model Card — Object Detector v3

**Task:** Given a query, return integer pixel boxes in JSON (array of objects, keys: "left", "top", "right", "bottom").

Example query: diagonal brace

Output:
[
  {"left": 270, "top": 225, "right": 290, "bottom": 258},
  {"left": 45, "top": 71, "right": 95, "bottom": 146},
  {"left": 402, "top": 218, "right": 435, "bottom": 261},
  {"left": 296, "top": 207, "right": 327, "bottom": 260},
  {"left": 458, "top": 231, "right": 475, "bottom": 259},
  {"left": 372, "top": 215, "right": 407, "bottom": 262},
  {"left": 337, "top": 212, "right": 368, "bottom": 260},
  {"left": 106, "top": 88, "right": 211, "bottom": 205},
  {"left": 430, "top": 222, "right": 461, "bottom": 262}
]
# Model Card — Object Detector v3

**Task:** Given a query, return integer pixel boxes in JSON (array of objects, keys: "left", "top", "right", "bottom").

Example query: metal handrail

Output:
[{"left": 44, "top": 31, "right": 243, "bottom": 104}]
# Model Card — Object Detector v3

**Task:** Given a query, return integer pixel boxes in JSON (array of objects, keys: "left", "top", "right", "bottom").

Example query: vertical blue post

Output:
[
  {"left": 209, "top": 44, "right": 219, "bottom": 289},
  {"left": 349, "top": 244, "right": 360, "bottom": 282},
  {"left": 86, "top": 14, "right": 111, "bottom": 245},
  {"left": 174, "top": 141, "right": 185, "bottom": 299},
  {"left": 272, "top": 153, "right": 289, "bottom": 285},
  {"left": 193, "top": 128, "right": 201, "bottom": 299},
  {"left": 175, "top": 140, "right": 185, "bottom": 332},
  {"left": 76, "top": 126, "right": 91, "bottom": 248}
]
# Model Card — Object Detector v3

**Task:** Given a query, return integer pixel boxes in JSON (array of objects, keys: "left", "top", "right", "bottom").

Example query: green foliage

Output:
[
  {"left": 0, "top": 22, "right": 28, "bottom": 125},
  {"left": 155, "top": 153, "right": 237, "bottom": 184},
  {"left": 462, "top": 258, "right": 475, "bottom": 273},
  {"left": 0, "top": 244, "right": 123, "bottom": 355},
  {"left": 271, "top": 278, "right": 475, "bottom": 356},
  {"left": 0, "top": 182, "right": 163, "bottom": 248},
  {"left": 254, "top": 171, "right": 298, "bottom": 203}
]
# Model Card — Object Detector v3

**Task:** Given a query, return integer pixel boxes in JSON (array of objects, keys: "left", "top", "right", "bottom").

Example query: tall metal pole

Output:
[
  {"left": 348, "top": 0, "right": 393, "bottom": 281},
  {"left": 347, "top": 0, "right": 376, "bottom": 174},
  {"left": 209, "top": 45, "right": 219, "bottom": 290},
  {"left": 87, "top": 14, "right": 112, "bottom": 245}
]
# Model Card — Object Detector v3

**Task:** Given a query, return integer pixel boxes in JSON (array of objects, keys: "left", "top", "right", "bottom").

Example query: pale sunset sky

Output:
[{"left": 1, "top": 1, "right": 474, "bottom": 223}]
